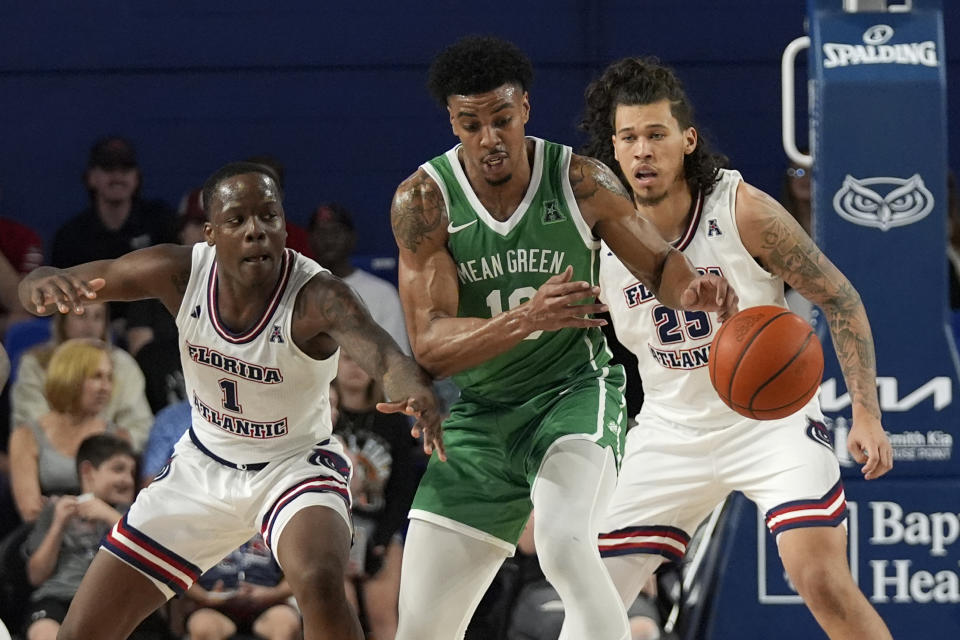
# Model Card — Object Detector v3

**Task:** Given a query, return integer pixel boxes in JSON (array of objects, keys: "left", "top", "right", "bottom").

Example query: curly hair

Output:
[
  {"left": 428, "top": 36, "right": 533, "bottom": 106},
  {"left": 579, "top": 57, "right": 727, "bottom": 198}
]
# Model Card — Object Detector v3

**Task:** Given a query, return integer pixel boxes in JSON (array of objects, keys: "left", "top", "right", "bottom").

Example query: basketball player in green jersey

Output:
[{"left": 390, "top": 37, "right": 738, "bottom": 640}]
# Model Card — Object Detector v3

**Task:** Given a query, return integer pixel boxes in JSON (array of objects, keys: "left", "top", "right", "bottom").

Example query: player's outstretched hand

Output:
[
  {"left": 679, "top": 273, "right": 738, "bottom": 322},
  {"left": 377, "top": 396, "right": 446, "bottom": 462},
  {"left": 521, "top": 266, "right": 608, "bottom": 332},
  {"left": 20, "top": 267, "right": 105, "bottom": 315},
  {"left": 848, "top": 417, "right": 893, "bottom": 480}
]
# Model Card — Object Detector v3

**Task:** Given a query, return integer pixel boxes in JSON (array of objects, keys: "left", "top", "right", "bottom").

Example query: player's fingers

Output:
[
  {"left": 562, "top": 317, "right": 607, "bottom": 328},
  {"left": 848, "top": 438, "right": 868, "bottom": 464},
  {"left": 875, "top": 441, "right": 894, "bottom": 477},
  {"left": 47, "top": 276, "right": 86, "bottom": 312},
  {"left": 431, "top": 428, "right": 447, "bottom": 462},
  {"left": 376, "top": 401, "right": 407, "bottom": 415},
  {"left": 29, "top": 287, "right": 49, "bottom": 313},
  {"left": 564, "top": 302, "right": 608, "bottom": 316},
  {"left": 680, "top": 283, "right": 699, "bottom": 310},
  {"left": 548, "top": 281, "right": 594, "bottom": 300},
  {"left": 86, "top": 277, "right": 106, "bottom": 294},
  {"left": 723, "top": 291, "right": 740, "bottom": 321},
  {"left": 544, "top": 265, "right": 574, "bottom": 284},
  {"left": 861, "top": 445, "right": 881, "bottom": 478}
]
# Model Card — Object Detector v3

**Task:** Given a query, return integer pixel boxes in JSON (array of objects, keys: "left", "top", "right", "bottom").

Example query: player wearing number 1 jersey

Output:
[
  {"left": 390, "top": 37, "right": 737, "bottom": 640},
  {"left": 18, "top": 162, "right": 442, "bottom": 640},
  {"left": 581, "top": 57, "right": 892, "bottom": 639}
]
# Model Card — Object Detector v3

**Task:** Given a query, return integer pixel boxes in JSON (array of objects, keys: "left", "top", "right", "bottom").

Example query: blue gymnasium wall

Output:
[{"left": 0, "top": 1, "right": 957, "bottom": 258}]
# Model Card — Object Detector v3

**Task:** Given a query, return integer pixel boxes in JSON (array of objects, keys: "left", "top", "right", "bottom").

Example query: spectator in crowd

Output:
[
  {"left": 182, "top": 534, "right": 301, "bottom": 640},
  {"left": 51, "top": 136, "right": 175, "bottom": 269},
  {"left": 9, "top": 339, "right": 129, "bottom": 522},
  {"left": 0, "top": 215, "right": 44, "bottom": 338},
  {"left": 50, "top": 135, "right": 176, "bottom": 337},
  {"left": 334, "top": 351, "right": 420, "bottom": 640},
  {"left": 244, "top": 155, "right": 314, "bottom": 258},
  {"left": 21, "top": 433, "right": 167, "bottom": 640},
  {"left": 12, "top": 303, "right": 153, "bottom": 450},
  {"left": 309, "top": 203, "right": 410, "bottom": 353}
]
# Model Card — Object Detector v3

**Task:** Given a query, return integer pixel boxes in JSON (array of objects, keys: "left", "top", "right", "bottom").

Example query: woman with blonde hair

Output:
[
  {"left": 11, "top": 302, "right": 152, "bottom": 449},
  {"left": 8, "top": 339, "right": 129, "bottom": 522}
]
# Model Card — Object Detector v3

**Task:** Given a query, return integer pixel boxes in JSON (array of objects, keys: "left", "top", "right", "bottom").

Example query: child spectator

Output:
[{"left": 20, "top": 434, "right": 139, "bottom": 639}]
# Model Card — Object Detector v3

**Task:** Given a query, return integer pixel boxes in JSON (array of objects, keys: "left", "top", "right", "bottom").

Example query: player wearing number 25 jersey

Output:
[{"left": 582, "top": 56, "right": 892, "bottom": 640}]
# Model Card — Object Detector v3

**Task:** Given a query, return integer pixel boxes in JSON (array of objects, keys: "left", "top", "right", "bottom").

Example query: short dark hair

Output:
[
  {"left": 428, "top": 35, "right": 533, "bottom": 106},
  {"left": 244, "top": 154, "right": 286, "bottom": 190},
  {"left": 76, "top": 433, "right": 135, "bottom": 475},
  {"left": 579, "top": 57, "right": 728, "bottom": 198},
  {"left": 201, "top": 161, "right": 283, "bottom": 217}
]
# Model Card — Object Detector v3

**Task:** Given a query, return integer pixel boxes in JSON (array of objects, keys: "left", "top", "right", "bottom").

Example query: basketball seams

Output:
[
  {"left": 747, "top": 328, "right": 815, "bottom": 411},
  {"left": 726, "top": 310, "right": 790, "bottom": 403}
]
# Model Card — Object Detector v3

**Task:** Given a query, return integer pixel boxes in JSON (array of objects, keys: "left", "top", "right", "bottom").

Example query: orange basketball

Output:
[{"left": 708, "top": 305, "right": 824, "bottom": 420}]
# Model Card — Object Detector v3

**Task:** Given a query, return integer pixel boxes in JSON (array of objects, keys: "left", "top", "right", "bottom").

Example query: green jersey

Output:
[{"left": 421, "top": 137, "right": 613, "bottom": 401}]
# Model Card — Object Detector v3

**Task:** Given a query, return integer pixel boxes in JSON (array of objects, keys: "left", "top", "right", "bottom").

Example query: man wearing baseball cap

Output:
[{"left": 51, "top": 135, "right": 175, "bottom": 270}]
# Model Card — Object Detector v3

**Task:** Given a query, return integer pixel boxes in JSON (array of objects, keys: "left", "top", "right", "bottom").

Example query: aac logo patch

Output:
[{"left": 541, "top": 199, "right": 566, "bottom": 224}]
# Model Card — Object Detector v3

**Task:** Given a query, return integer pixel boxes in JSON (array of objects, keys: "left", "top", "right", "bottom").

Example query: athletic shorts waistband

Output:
[{"left": 188, "top": 427, "right": 270, "bottom": 471}]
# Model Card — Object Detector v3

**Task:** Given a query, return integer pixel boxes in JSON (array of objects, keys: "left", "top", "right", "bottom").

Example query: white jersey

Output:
[
  {"left": 176, "top": 243, "right": 338, "bottom": 464},
  {"left": 599, "top": 169, "right": 819, "bottom": 430}
]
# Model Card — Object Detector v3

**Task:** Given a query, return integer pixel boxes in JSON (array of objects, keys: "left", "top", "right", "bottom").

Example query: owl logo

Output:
[{"left": 832, "top": 174, "right": 934, "bottom": 231}]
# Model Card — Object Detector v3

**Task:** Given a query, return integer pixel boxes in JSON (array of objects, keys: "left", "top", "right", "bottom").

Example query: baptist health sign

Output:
[{"left": 759, "top": 494, "right": 960, "bottom": 607}]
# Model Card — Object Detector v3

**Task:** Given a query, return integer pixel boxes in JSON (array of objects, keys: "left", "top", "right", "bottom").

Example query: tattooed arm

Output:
[
  {"left": 292, "top": 271, "right": 444, "bottom": 459},
  {"left": 390, "top": 168, "right": 606, "bottom": 378},
  {"left": 18, "top": 244, "right": 193, "bottom": 317},
  {"left": 736, "top": 181, "right": 892, "bottom": 479},
  {"left": 574, "top": 154, "right": 738, "bottom": 319}
]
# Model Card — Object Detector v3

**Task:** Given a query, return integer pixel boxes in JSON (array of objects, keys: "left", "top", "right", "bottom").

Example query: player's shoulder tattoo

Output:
[
  {"left": 750, "top": 189, "right": 824, "bottom": 276},
  {"left": 569, "top": 154, "right": 632, "bottom": 203},
  {"left": 391, "top": 170, "right": 444, "bottom": 253}
]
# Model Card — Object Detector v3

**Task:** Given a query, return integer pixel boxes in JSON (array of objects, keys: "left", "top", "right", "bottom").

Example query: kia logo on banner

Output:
[
  {"left": 823, "top": 25, "right": 939, "bottom": 68},
  {"left": 832, "top": 174, "right": 935, "bottom": 230}
]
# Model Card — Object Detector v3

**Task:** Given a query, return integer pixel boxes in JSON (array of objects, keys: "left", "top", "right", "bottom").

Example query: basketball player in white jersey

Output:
[
  {"left": 580, "top": 58, "right": 893, "bottom": 639},
  {"left": 18, "top": 161, "right": 442, "bottom": 640}
]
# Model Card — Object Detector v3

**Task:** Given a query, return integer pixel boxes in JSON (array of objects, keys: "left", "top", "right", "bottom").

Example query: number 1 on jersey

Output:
[
  {"left": 485, "top": 287, "right": 542, "bottom": 340},
  {"left": 218, "top": 379, "right": 243, "bottom": 412}
]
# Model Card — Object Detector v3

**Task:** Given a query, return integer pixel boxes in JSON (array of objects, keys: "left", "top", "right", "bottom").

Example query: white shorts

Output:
[
  {"left": 102, "top": 428, "right": 353, "bottom": 599},
  {"left": 599, "top": 408, "right": 844, "bottom": 563}
]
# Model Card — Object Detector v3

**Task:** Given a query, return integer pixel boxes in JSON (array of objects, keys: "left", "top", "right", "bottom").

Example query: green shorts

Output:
[{"left": 409, "top": 364, "right": 627, "bottom": 548}]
